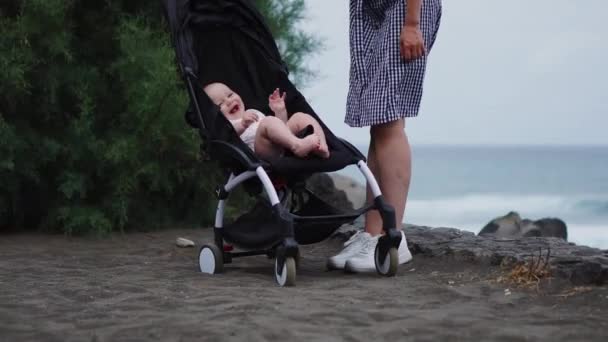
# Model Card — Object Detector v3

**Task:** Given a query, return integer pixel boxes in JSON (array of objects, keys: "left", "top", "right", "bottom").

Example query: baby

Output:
[{"left": 204, "top": 82, "right": 330, "bottom": 160}]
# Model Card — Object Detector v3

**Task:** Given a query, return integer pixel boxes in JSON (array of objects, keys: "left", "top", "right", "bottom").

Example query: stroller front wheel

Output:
[
  {"left": 375, "top": 245, "right": 398, "bottom": 277},
  {"left": 199, "top": 244, "right": 224, "bottom": 274},
  {"left": 275, "top": 257, "right": 296, "bottom": 287}
]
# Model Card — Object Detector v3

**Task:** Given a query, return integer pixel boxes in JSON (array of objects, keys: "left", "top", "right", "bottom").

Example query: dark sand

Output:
[{"left": 1, "top": 228, "right": 607, "bottom": 342}]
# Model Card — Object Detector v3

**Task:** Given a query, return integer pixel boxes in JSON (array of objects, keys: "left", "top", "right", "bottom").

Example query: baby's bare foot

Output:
[
  {"left": 292, "top": 135, "right": 320, "bottom": 158},
  {"left": 315, "top": 141, "right": 330, "bottom": 159}
]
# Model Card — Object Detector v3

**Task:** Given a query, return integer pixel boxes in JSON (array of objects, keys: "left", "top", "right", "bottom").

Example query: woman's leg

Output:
[
  {"left": 365, "top": 119, "right": 411, "bottom": 236},
  {"left": 364, "top": 133, "right": 381, "bottom": 234},
  {"left": 254, "top": 116, "right": 320, "bottom": 159},
  {"left": 286, "top": 112, "right": 330, "bottom": 158},
  {"left": 337, "top": 119, "right": 412, "bottom": 272},
  {"left": 328, "top": 119, "right": 412, "bottom": 271}
]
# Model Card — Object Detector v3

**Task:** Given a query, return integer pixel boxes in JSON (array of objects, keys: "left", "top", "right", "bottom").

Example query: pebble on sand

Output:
[{"left": 176, "top": 237, "right": 195, "bottom": 248}]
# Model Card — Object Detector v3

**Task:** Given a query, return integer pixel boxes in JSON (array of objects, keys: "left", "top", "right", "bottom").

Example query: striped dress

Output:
[{"left": 346, "top": 0, "right": 442, "bottom": 127}]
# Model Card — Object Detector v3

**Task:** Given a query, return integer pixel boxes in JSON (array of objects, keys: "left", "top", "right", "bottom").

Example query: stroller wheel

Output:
[
  {"left": 294, "top": 250, "right": 301, "bottom": 270},
  {"left": 375, "top": 245, "right": 398, "bottom": 277},
  {"left": 199, "top": 244, "right": 223, "bottom": 274},
  {"left": 275, "top": 257, "right": 296, "bottom": 287}
]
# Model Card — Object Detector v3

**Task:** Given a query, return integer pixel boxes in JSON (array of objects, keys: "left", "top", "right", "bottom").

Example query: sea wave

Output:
[
  {"left": 404, "top": 194, "right": 608, "bottom": 248},
  {"left": 407, "top": 193, "right": 608, "bottom": 220}
]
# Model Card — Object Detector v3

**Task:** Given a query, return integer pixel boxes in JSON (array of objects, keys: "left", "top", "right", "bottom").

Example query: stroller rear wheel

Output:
[
  {"left": 199, "top": 244, "right": 224, "bottom": 274},
  {"left": 275, "top": 257, "right": 296, "bottom": 287},
  {"left": 375, "top": 245, "right": 398, "bottom": 276}
]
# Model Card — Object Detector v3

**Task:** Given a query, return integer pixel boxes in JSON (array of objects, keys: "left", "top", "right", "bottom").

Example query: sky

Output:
[{"left": 299, "top": 0, "right": 608, "bottom": 146}]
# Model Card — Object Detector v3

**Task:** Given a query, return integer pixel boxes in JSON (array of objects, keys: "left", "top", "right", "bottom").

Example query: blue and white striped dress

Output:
[{"left": 346, "top": 0, "right": 442, "bottom": 127}]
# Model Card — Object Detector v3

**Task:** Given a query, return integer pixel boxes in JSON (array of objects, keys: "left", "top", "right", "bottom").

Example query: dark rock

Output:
[
  {"left": 331, "top": 222, "right": 607, "bottom": 285},
  {"left": 403, "top": 224, "right": 607, "bottom": 285},
  {"left": 306, "top": 173, "right": 353, "bottom": 213},
  {"left": 520, "top": 219, "right": 542, "bottom": 237},
  {"left": 535, "top": 218, "right": 568, "bottom": 240},
  {"left": 330, "top": 223, "right": 360, "bottom": 241},
  {"left": 479, "top": 212, "right": 568, "bottom": 240},
  {"left": 478, "top": 211, "right": 521, "bottom": 237}
]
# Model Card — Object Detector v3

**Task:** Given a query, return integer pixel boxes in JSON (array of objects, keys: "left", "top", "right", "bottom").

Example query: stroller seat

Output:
[{"left": 163, "top": 0, "right": 404, "bottom": 286}]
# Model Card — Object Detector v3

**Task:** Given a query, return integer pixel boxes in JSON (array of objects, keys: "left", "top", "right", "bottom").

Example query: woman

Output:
[{"left": 328, "top": 0, "right": 442, "bottom": 272}]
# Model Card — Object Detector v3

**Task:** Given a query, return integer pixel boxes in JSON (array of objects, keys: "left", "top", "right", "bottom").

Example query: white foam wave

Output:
[{"left": 404, "top": 193, "right": 608, "bottom": 249}]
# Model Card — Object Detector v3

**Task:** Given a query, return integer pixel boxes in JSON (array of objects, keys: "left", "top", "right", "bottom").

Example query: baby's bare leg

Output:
[
  {"left": 254, "top": 116, "right": 320, "bottom": 159},
  {"left": 287, "top": 112, "right": 330, "bottom": 158}
]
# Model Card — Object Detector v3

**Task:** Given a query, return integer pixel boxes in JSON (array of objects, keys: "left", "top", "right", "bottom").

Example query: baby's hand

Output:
[
  {"left": 242, "top": 111, "right": 259, "bottom": 127},
  {"left": 268, "top": 88, "right": 286, "bottom": 113}
]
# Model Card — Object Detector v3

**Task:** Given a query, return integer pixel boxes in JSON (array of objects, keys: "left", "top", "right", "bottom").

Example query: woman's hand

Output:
[
  {"left": 400, "top": 24, "right": 425, "bottom": 61},
  {"left": 268, "top": 88, "right": 287, "bottom": 114}
]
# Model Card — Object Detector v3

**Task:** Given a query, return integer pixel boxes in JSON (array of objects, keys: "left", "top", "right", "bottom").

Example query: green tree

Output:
[{"left": 0, "top": 0, "right": 319, "bottom": 234}]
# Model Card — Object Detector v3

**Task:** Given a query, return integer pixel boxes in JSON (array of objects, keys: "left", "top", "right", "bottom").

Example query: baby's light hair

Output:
[{"left": 203, "top": 82, "right": 226, "bottom": 94}]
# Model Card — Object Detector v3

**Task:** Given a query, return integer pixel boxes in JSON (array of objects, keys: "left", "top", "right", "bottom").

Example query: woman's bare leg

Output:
[
  {"left": 287, "top": 112, "right": 330, "bottom": 158},
  {"left": 364, "top": 119, "right": 411, "bottom": 236},
  {"left": 254, "top": 116, "right": 320, "bottom": 159},
  {"left": 364, "top": 134, "right": 381, "bottom": 235}
]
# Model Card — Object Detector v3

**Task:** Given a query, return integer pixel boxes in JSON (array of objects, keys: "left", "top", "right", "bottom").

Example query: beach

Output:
[{"left": 1, "top": 228, "right": 607, "bottom": 341}]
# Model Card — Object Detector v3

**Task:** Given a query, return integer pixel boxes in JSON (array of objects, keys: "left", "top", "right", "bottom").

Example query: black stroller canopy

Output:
[
  {"left": 163, "top": 0, "right": 286, "bottom": 76},
  {"left": 163, "top": 0, "right": 363, "bottom": 174},
  {"left": 164, "top": 0, "right": 289, "bottom": 114}
]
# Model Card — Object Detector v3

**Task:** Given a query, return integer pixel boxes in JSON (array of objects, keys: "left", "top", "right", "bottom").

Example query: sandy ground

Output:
[{"left": 1, "top": 228, "right": 607, "bottom": 342}]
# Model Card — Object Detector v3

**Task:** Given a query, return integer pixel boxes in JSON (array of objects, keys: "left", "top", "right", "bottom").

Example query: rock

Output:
[
  {"left": 402, "top": 224, "right": 608, "bottom": 285},
  {"left": 176, "top": 237, "right": 195, "bottom": 248},
  {"left": 479, "top": 212, "right": 568, "bottom": 240},
  {"left": 330, "top": 223, "right": 361, "bottom": 241},
  {"left": 520, "top": 219, "right": 542, "bottom": 237},
  {"left": 534, "top": 218, "right": 568, "bottom": 240},
  {"left": 478, "top": 211, "right": 522, "bottom": 237},
  {"left": 333, "top": 222, "right": 607, "bottom": 285},
  {"left": 328, "top": 174, "right": 366, "bottom": 209},
  {"left": 306, "top": 173, "right": 354, "bottom": 213}
]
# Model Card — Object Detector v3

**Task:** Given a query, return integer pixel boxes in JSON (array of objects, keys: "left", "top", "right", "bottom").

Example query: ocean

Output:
[{"left": 335, "top": 145, "right": 608, "bottom": 249}]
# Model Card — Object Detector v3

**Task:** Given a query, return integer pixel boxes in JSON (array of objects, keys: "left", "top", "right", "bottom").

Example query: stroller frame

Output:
[{"left": 165, "top": 0, "right": 403, "bottom": 286}]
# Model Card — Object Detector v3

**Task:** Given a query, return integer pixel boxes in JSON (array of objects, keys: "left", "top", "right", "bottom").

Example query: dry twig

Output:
[{"left": 497, "top": 248, "right": 552, "bottom": 290}]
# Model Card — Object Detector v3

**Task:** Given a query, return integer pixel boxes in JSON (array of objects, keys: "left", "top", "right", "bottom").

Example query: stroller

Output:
[{"left": 162, "top": 0, "right": 403, "bottom": 286}]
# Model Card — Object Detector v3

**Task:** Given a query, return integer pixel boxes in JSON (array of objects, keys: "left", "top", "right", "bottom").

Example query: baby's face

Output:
[{"left": 204, "top": 83, "right": 246, "bottom": 120}]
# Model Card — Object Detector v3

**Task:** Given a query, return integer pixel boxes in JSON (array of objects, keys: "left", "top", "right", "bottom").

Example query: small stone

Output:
[
  {"left": 504, "top": 289, "right": 512, "bottom": 296},
  {"left": 176, "top": 237, "right": 195, "bottom": 248}
]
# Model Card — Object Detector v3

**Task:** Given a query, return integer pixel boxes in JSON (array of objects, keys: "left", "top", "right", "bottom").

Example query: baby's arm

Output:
[
  {"left": 229, "top": 111, "right": 259, "bottom": 135},
  {"left": 229, "top": 119, "right": 247, "bottom": 135},
  {"left": 268, "top": 88, "right": 288, "bottom": 123}
]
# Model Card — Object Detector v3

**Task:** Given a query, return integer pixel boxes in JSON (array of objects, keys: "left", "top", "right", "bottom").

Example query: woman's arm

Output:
[
  {"left": 400, "top": 0, "right": 425, "bottom": 61},
  {"left": 405, "top": 0, "right": 422, "bottom": 27}
]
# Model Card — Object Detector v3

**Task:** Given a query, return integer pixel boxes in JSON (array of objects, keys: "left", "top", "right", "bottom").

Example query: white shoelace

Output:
[
  {"left": 352, "top": 235, "right": 379, "bottom": 257},
  {"left": 337, "top": 231, "right": 369, "bottom": 256},
  {"left": 344, "top": 231, "right": 364, "bottom": 246}
]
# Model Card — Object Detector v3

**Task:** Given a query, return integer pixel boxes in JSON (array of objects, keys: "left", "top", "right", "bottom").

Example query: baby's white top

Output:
[{"left": 230, "top": 109, "right": 265, "bottom": 151}]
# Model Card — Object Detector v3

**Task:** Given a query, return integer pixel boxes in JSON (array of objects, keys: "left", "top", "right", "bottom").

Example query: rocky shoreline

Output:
[
  {"left": 323, "top": 173, "right": 608, "bottom": 286},
  {"left": 332, "top": 223, "right": 608, "bottom": 286}
]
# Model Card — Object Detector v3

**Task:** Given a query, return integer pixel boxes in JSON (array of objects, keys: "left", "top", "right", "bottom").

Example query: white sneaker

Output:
[
  {"left": 343, "top": 234, "right": 380, "bottom": 273},
  {"left": 344, "top": 230, "right": 413, "bottom": 273},
  {"left": 326, "top": 231, "right": 373, "bottom": 270},
  {"left": 399, "top": 230, "right": 413, "bottom": 264}
]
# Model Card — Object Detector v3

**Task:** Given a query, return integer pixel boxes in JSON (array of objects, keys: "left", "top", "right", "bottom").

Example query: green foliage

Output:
[{"left": 0, "top": 0, "right": 318, "bottom": 234}]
